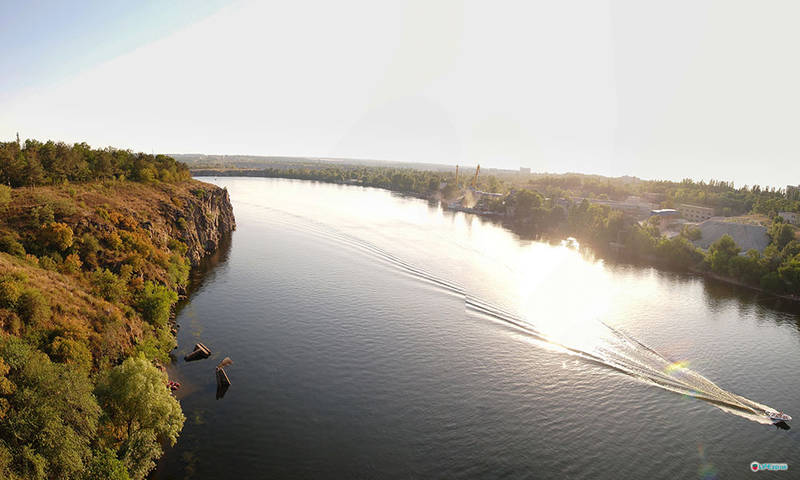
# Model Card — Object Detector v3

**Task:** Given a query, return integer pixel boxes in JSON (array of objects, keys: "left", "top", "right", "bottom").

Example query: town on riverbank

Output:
[{"left": 188, "top": 157, "right": 800, "bottom": 301}]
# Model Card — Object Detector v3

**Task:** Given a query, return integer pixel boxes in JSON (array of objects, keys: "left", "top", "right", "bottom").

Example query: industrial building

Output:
[
  {"left": 779, "top": 211, "right": 799, "bottom": 225},
  {"left": 678, "top": 204, "right": 715, "bottom": 222}
]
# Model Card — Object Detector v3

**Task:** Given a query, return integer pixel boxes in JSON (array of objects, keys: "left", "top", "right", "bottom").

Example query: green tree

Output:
[
  {"left": 708, "top": 234, "right": 740, "bottom": 275},
  {"left": 769, "top": 222, "right": 795, "bottom": 251},
  {"left": 95, "top": 355, "right": 184, "bottom": 480},
  {"left": 0, "top": 337, "right": 101, "bottom": 479},
  {"left": 778, "top": 254, "right": 800, "bottom": 293},
  {"left": 135, "top": 282, "right": 177, "bottom": 327}
]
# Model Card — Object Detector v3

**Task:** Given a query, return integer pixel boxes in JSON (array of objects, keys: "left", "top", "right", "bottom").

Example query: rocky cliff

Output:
[{"left": 157, "top": 183, "right": 236, "bottom": 265}]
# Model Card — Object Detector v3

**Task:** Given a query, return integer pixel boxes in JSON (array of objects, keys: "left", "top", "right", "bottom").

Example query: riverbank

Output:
[
  {"left": 192, "top": 168, "right": 800, "bottom": 304},
  {"left": 0, "top": 178, "right": 235, "bottom": 479}
]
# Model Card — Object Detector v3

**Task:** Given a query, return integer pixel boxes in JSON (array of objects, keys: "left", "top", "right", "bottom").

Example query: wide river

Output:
[{"left": 154, "top": 177, "right": 800, "bottom": 479}]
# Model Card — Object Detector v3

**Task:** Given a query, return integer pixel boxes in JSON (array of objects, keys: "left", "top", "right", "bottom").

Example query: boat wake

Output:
[{"left": 241, "top": 200, "right": 789, "bottom": 426}]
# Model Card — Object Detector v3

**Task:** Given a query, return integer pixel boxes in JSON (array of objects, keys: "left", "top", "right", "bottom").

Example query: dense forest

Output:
[
  {"left": 197, "top": 165, "right": 800, "bottom": 297},
  {"left": 0, "top": 138, "right": 232, "bottom": 479},
  {"left": 0, "top": 136, "right": 191, "bottom": 187}
]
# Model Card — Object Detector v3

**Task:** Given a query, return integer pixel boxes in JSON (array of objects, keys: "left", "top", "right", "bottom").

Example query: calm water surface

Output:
[{"left": 154, "top": 177, "right": 800, "bottom": 479}]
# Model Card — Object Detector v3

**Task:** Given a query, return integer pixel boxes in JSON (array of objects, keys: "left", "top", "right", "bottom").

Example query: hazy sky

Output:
[{"left": 1, "top": 0, "right": 798, "bottom": 187}]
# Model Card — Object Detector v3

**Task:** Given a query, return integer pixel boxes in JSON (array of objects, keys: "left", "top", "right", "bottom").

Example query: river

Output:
[{"left": 153, "top": 176, "right": 800, "bottom": 479}]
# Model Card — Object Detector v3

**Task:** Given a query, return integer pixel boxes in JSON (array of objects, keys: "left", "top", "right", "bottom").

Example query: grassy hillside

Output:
[{"left": 0, "top": 142, "right": 235, "bottom": 480}]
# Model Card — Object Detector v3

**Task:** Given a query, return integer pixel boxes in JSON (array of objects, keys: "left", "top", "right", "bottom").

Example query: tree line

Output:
[{"left": 0, "top": 136, "right": 190, "bottom": 187}]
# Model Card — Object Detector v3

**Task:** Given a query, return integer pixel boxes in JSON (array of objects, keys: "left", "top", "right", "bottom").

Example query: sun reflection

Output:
[{"left": 515, "top": 240, "right": 613, "bottom": 353}]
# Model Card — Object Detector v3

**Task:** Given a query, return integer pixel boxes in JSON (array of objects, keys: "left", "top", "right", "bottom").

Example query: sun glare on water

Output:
[{"left": 514, "top": 240, "right": 613, "bottom": 354}]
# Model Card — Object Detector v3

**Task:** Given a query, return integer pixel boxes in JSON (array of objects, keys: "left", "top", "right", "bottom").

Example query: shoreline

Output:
[{"left": 193, "top": 171, "right": 800, "bottom": 306}]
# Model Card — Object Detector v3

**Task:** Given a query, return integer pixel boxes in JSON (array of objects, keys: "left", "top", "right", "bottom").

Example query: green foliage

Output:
[
  {"left": 0, "top": 234, "right": 25, "bottom": 257},
  {"left": 167, "top": 254, "right": 190, "bottom": 288},
  {"left": 49, "top": 336, "right": 93, "bottom": 371},
  {"left": 708, "top": 234, "right": 740, "bottom": 276},
  {"left": 510, "top": 189, "right": 543, "bottom": 219},
  {"left": 0, "top": 278, "right": 22, "bottom": 309},
  {"left": 728, "top": 250, "right": 766, "bottom": 285},
  {"left": 778, "top": 254, "right": 800, "bottom": 292},
  {"left": 30, "top": 204, "right": 55, "bottom": 228},
  {"left": 0, "top": 337, "right": 101, "bottom": 479},
  {"left": 655, "top": 236, "right": 704, "bottom": 269},
  {"left": 39, "top": 221, "right": 74, "bottom": 251},
  {"left": 0, "top": 139, "right": 190, "bottom": 187},
  {"left": 83, "top": 448, "right": 131, "bottom": 480},
  {"left": 96, "top": 355, "right": 184, "bottom": 480},
  {"left": 769, "top": 222, "right": 795, "bottom": 251},
  {"left": 167, "top": 238, "right": 189, "bottom": 256},
  {"left": 0, "top": 185, "right": 11, "bottom": 210},
  {"left": 91, "top": 269, "right": 128, "bottom": 303},
  {"left": 16, "top": 288, "right": 50, "bottom": 327},
  {"left": 681, "top": 225, "right": 702, "bottom": 241},
  {"left": 135, "top": 282, "right": 177, "bottom": 327}
]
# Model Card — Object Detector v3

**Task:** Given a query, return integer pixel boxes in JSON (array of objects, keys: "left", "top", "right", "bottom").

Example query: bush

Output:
[
  {"left": 60, "top": 253, "right": 82, "bottom": 274},
  {"left": 135, "top": 282, "right": 177, "bottom": 327},
  {"left": 0, "top": 279, "right": 22, "bottom": 309},
  {"left": 16, "top": 288, "right": 50, "bottom": 326},
  {"left": 0, "top": 310, "right": 22, "bottom": 335},
  {"left": 91, "top": 269, "right": 128, "bottom": 303},
  {"left": 38, "top": 256, "right": 58, "bottom": 271},
  {"left": 0, "top": 185, "right": 11, "bottom": 208},
  {"left": 0, "top": 234, "right": 25, "bottom": 257},
  {"left": 39, "top": 222, "right": 74, "bottom": 251},
  {"left": 167, "top": 254, "right": 190, "bottom": 288},
  {"left": 49, "top": 336, "right": 92, "bottom": 371}
]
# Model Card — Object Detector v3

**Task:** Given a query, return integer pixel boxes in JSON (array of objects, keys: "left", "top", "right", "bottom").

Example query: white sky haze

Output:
[{"left": 1, "top": 0, "right": 799, "bottom": 187}]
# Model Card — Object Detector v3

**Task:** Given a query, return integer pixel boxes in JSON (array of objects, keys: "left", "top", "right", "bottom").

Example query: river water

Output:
[{"left": 154, "top": 177, "right": 800, "bottom": 479}]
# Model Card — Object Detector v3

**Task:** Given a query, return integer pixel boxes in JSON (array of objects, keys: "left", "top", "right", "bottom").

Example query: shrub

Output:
[
  {"left": 91, "top": 269, "right": 128, "bottom": 303},
  {"left": 104, "top": 231, "right": 123, "bottom": 250},
  {"left": 135, "top": 282, "right": 177, "bottom": 327},
  {"left": 30, "top": 204, "right": 55, "bottom": 227},
  {"left": 0, "top": 282, "right": 22, "bottom": 310},
  {"left": 49, "top": 336, "right": 92, "bottom": 371},
  {"left": 167, "top": 254, "right": 190, "bottom": 288},
  {"left": 39, "top": 222, "right": 74, "bottom": 251},
  {"left": 16, "top": 288, "right": 50, "bottom": 326},
  {"left": 0, "top": 234, "right": 25, "bottom": 257},
  {"left": 0, "top": 310, "right": 22, "bottom": 335},
  {"left": 0, "top": 185, "right": 11, "bottom": 208},
  {"left": 39, "top": 256, "right": 58, "bottom": 271},
  {"left": 60, "top": 253, "right": 82, "bottom": 274},
  {"left": 167, "top": 239, "right": 188, "bottom": 256}
]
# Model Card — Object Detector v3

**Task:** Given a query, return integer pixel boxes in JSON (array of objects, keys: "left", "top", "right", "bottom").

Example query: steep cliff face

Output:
[
  {"left": 0, "top": 179, "right": 236, "bottom": 361},
  {"left": 158, "top": 184, "right": 236, "bottom": 265}
]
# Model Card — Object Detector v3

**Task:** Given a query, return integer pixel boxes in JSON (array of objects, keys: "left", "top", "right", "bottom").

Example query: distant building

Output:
[
  {"left": 650, "top": 208, "right": 680, "bottom": 230},
  {"left": 779, "top": 212, "right": 799, "bottom": 225},
  {"left": 571, "top": 196, "right": 656, "bottom": 220},
  {"left": 678, "top": 204, "right": 715, "bottom": 222},
  {"left": 520, "top": 167, "right": 531, "bottom": 174}
]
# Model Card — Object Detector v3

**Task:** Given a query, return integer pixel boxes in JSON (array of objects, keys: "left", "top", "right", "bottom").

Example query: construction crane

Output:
[{"left": 470, "top": 164, "right": 480, "bottom": 189}]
